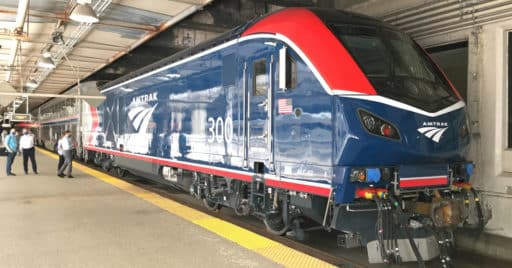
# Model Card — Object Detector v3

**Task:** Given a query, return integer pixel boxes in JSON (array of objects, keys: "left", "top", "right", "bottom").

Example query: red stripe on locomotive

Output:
[
  {"left": 399, "top": 177, "right": 448, "bottom": 188},
  {"left": 84, "top": 145, "right": 331, "bottom": 197}
]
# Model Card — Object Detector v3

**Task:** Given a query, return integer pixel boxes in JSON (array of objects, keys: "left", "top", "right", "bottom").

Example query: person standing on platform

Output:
[
  {"left": 56, "top": 133, "right": 65, "bottom": 171},
  {"left": 20, "top": 128, "right": 38, "bottom": 175},
  {"left": 5, "top": 128, "right": 18, "bottom": 176},
  {"left": 57, "top": 130, "right": 74, "bottom": 178},
  {"left": 1, "top": 129, "right": 7, "bottom": 155}
]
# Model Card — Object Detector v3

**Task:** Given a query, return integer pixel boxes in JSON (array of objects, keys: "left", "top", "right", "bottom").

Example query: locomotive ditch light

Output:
[
  {"left": 350, "top": 168, "right": 381, "bottom": 183},
  {"left": 452, "top": 162, "right": 474, "bottom": 180},
  {"left": 350, "top": 168, "right": 366, "bottom": 182},
  {"left": 358, "top": 110, "right": 400, "bottom": 140}
]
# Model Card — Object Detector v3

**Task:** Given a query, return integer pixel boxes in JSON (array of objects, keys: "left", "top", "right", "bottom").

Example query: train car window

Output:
[
  {"left": 286, "top": 53, "right": 297, "bottom": 89},
  {"left": 222, "top": 53, "right": 236, "bottom": 86},
  {"left": 253, "top": 59, "right": 268, "bottom": 96}
]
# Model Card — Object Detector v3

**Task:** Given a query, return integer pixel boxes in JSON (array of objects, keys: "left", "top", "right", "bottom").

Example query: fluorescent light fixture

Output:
[
  {"left": 69, "top": 3, "right": 99, "bottom": 23},
  {"left": 26, "top": 79, "right": 38, "bottom": 87},
  {"left": 38, "top": 56, "right": 56, "bottom": 69}
]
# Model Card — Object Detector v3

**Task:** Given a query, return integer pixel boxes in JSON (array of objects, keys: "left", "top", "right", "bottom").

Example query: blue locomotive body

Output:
[
  {"left": 57, "top": 7, "right": 486, "bottom": 263},
  {"left": 86, "top": 27, "right": 469, "bottom": 202}
]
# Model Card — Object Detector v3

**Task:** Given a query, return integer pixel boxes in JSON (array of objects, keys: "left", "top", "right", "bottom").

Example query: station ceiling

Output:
[{"left": 0, "top": 0, "right": 212, "bottom": 113}]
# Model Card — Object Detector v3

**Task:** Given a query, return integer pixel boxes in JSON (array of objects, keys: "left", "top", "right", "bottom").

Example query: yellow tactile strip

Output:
[{"left": 37, "top": 148, "right": 337, "bottom": 268}]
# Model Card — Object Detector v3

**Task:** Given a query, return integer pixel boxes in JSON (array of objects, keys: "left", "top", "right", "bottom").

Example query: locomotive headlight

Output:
[
  {"left": 350, "top": 168, "right": 367, "bottom": 182},
  {"left": 350, "top": 167, "right": 381, "bottom": 183},
  {"left": 452, "top": 162, "right": 474, "bottom": 180},
  {"left": 362, "top": 115, "right": 376, "bottom": 132},
  {"left": 358, "top": 110, "right": 400, "bottom": 140},
  {"left": 380, "top": 124, "right": 395, "bottom": 137}
]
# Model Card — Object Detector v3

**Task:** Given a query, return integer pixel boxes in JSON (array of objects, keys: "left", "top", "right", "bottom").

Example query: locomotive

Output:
[{"left": 40, "top": 8, "right": 490, "bottom": 265}]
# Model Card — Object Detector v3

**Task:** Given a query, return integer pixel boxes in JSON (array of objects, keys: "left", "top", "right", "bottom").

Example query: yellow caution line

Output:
[{"left": 37, "top": 148, "right": 337, "bottom": 268}]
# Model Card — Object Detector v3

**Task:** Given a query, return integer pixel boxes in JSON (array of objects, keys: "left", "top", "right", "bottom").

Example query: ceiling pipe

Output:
[{"left": 5, "top": 0, "right": 29, "bottom": 82}]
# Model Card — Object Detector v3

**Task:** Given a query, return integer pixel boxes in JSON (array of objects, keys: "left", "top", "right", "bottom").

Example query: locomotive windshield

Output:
[{"left": 331, "top": 24, "right": 459, "bottom": 112}]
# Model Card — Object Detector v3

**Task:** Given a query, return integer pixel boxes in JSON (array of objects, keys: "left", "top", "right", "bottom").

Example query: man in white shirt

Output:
[
  {"left": 20, "top": 128, "right": 38, "bottom": 175},
  {"left": 57, "top": 130, "right": 74, "bottom": 178}
]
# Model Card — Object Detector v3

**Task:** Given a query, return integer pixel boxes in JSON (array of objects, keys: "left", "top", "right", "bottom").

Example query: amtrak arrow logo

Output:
[
  {"left": 417, "top": 127, "right": 448, "bottom": 143},
  {"left": 128, "top": 105, "right": 156, "bottom": 133}
]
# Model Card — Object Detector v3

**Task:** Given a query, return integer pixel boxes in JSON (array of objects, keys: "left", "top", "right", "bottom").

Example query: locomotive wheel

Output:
[
  {"left": 263, "top": 212, "right": 289, "bottom": 236},
  {"left": 202, "top": 198, "right": 221, "bottom": 212},
  {"left": 115, "top": 167, "right": 127, "bottom": 177},
  {"left": 101, "top": 159, "right": 112, "bottom": 171},
  {"left": 93, "top": 153, "right": 102, "bottom": 166},
  {"left": 83, "top": 150, "right": 90, "bottom": 163}
]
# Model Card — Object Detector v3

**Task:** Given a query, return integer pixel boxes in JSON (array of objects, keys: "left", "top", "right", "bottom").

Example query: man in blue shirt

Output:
[{"left": 5, "top": 128, "right": 18, "bottom": 176}]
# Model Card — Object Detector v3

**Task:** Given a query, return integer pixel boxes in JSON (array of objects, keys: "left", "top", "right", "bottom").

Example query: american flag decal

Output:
[{"left": 278, "top": 98, "right": 293, "bottom": 114}]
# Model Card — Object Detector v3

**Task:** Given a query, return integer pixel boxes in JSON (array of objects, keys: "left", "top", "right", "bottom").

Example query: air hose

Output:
[
  {"left": 470, "top": 188, "right": 485, "bottom": 230},
  {"left": 388, "top": 196, "right": 426, "bottom": 268}
]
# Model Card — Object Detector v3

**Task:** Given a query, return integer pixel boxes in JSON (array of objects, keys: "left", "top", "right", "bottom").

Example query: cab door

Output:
[{"left": 246, "top": 46, "right": 276, "bottom": 173}]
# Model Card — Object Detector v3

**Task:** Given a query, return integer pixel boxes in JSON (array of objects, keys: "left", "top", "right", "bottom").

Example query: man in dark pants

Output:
[
  {"left": 55, "top": 133, "right": 65, "bottom": 171},
  {"left": 20, "top": 128, "right": 38, "bottom": 175},
  {"left": 5, "top": 128, "right": 18, "bottom": 176},
  {"left": 58, "top": 130, "right": 73, "bottom": 178}
]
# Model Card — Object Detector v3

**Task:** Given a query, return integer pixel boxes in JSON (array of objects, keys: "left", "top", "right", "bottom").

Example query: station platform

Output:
[{"left": 0, "top": 149, "right": 334, "bottom": 268}]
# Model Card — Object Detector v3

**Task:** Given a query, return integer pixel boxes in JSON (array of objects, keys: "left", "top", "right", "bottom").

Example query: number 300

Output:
[{"left": 207, "top": 116, "right": 233, "bottom": 143}]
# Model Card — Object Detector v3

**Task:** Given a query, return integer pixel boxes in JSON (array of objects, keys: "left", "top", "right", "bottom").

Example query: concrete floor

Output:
[{"left": 0, "top": 151, "right": 281, "bottom": 268}]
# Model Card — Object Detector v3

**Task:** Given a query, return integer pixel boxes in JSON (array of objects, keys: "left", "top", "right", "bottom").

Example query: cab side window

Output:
[
  {"left": 253, "top": 59, "right": 267, "bottom": 96},
  {"left": 285, "top": 53, "right": 297, "bottom": 89}
]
